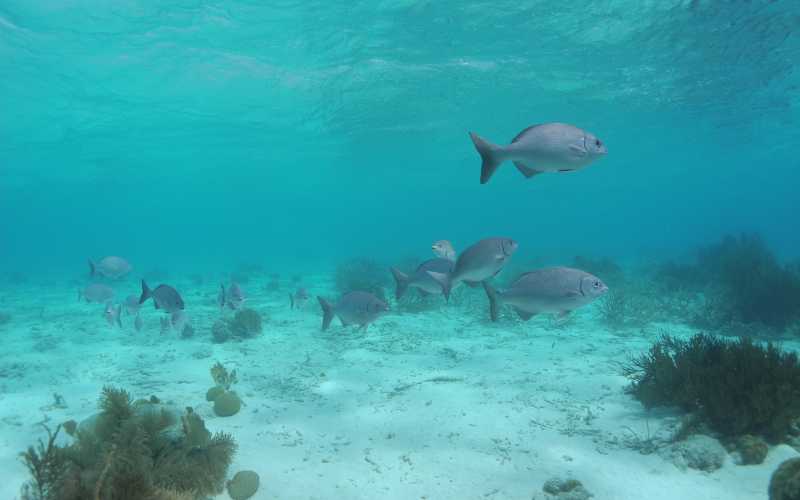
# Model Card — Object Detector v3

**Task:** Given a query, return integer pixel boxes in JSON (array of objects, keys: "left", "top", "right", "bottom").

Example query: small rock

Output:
[
  {"left": 541, "top": 477, "right": 593, "bottom": 500},
  {"left": 666, "top": 434, "right": 726, "bottom": 472},
  {"left": 227, "top": 470, "right": 260, "bottom": 500}
]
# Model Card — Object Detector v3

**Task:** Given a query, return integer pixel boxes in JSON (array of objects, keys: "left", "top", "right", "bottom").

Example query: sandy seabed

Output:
[{"left": 0, "top": 275, "right": 796, "bottom": 500}]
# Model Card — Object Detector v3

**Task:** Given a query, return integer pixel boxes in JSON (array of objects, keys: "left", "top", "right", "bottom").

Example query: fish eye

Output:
[{"left": 595, "top": 140, "right": 601, "bottom": 146}]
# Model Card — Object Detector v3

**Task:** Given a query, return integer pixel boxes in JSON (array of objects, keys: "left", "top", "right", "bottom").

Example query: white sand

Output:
[{"left": 0, "top": 276, "right": 797, "bottom": 499}]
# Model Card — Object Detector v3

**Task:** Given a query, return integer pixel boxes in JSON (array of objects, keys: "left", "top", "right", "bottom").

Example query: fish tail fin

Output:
[
  {"left": 427, "top": 271, "right": 452, "bottom": 302},
  {"left": 139, "top": 279, "right": 151, "bottom": 304},
  {"left": 219, "top": 283, "right": 226, "bottom": 308},
  {"left": 289, "top": 292, "right": 295, "bottom": 309},
  {"left": 482, "top": 281, "right": 501, "bottom": 322},
  {"left": 390, "top": 267, "right": 410, "bottom": 300},
  {"left": 317, "top": 296, "right": 335, "bottom": 331},
  {"left": 88, "top": 259, "right": 96, "bottom": 277},
  {"left": 469, "top": 132, "right": 504, "bottom": 184}
]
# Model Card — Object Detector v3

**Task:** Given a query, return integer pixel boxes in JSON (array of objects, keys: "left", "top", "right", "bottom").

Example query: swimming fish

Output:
[
  {"left": 88, "top": 256, "right": 132, "bottom": 279},
  {"left": 390, "top": 258, "right": 455, "bottom": 300},
  {"left": 218, "top": 282, "right": 246, "bottom": 310},
  {"left": 432, "top": 240, "right": 456, "bottom": 261},
  {"left": 427, "top": 237, "right": 518, "bottom": 301},
  {"left": 482, "top": 267, "right": 608, "bottom": 321},
  {"left": 123, "top": 295, "right": 141, "bottom": 315},
  {"left": 289, "top": 287, "right": 309, "bottom": 309},
  {"left": 139, "top": 280, "right": 184, "bottom": 313},
  {"left": 317, "top": 291, "right": 389, "bottom": 331},
  {"left": 80, "top": 283, "right": 115, "bottom": 303},
  {"left": 469, "top": 123, "right": 607, "bottom": 184},
  {"left": 104, "top": 302, "right": 122, "bottom": 327},
  {"left": 170, "top": 310, "right": 188, "bottom": 332},
  {"left": 134, "top": 313, "right": 143, "bottom": 332}
]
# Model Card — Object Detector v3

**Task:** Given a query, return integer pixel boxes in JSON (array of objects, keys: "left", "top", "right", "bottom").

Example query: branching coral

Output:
[
  {"left": 18, "top": 387, "right": 237, "bottom": 500},
  {"left": 622, "top": 333, "right": 800, "bottom": 442}
]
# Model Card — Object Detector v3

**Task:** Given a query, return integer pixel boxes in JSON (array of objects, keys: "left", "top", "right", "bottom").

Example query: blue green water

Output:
[{"left": 2, "top": 1, "right": 798, "bottom": 274}]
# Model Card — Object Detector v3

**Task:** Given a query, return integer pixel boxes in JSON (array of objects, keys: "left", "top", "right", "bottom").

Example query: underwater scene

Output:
[{"left": 1, "top": 1, "right": 800, "bottom": 499}]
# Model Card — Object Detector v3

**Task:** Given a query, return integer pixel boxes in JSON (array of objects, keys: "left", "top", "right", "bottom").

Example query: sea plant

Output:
[
  {"left": 210, "top": 362, "right": 238, "bottom": 390},
  {"left": 622, "top": 333, "right": 800, "bottom": 442},
  {"left": 229, "top": 308, "right": 263, "bottom": 338},
  {"left": 18, "top": 386, "right": 237, "bottom": 500}
]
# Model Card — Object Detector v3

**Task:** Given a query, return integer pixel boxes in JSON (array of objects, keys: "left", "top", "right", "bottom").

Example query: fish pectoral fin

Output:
[
  {"left": 513, "top": 161, "right": 543, "bottom": 179},
  {"left": 564, "top": 291, "right": 581, "bottom": 298},
  {"left": 514, "top": 307, "right": 536, "bottom": 321},
  {"left": 559, "top": 169, "right": 576, "bottom": 172},
  {"left": 568, "top": 144, "right": 587, "bottom": 157}
]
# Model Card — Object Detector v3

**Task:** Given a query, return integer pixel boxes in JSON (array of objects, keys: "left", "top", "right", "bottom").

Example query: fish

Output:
[
  {"left": 159, "top": 316, "right": 170, "bottom": 335},
  {"left": 469, "top": 123, "right": 607, "bottom": 184},
  {"left": 427, "top": 237, "right": 518, "bottom": 301},
  {"left": 218, "top": 282, "right": 246, "bottom": 310},
  {"left": 390, "top": 258, "right": 455, "bottom": 300},
  {"left": 88, "top": 256, "right": 132, "bottom": 279},
  {"left": 134, "top": 313, "right": 143, "bottom": 332},
  {"left": 123, "top": 295, "right": 141, "bottom": 316},
  {"left": 289, "top": 287, "right": 309, "bottom": 309},
  {"left": 170, "top": 310, "right": 188, "bottom": 332},
  {"left": 103, "top": 302, "right": 122, "bottom": 327},
  {"left": 482, "top": 267, "right": 609, "bottom": 321},
  {"left": 432, "top": 240, "right": 456, "bottom": 261},
  {"left": 80, "top": 283, "right": 115, "bottom": 303},
  {"left": 317, "top": 291, "right": 389, "bottom": 331},
  {"left": 139, "top": 280, "right": 185, "bottom": 313}
]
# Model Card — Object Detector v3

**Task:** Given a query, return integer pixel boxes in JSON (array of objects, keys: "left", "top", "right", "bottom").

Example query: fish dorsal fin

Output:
[
  {"left": 514, "top": 307, "right": 536, "bottom": 321},
  {"left": 513, "top": 161, "right": 542, "bottom": 178},
  {"left": 511, "top": 124, "right": 541, "bottom": 144}
]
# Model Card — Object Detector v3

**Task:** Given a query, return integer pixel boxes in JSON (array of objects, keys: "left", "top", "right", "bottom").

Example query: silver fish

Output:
[
  {"left": 483, "top": 267, "right": 608, "bottom": 321},
  {"left": 103, "top": 302, "right": 122, "bottom": 327},
  {"left": 88, "top": 256, "right": 132, "bottom": 279},
  {"left": 391, "top": 258, "right": 455, "bottom": 300},
  {"left": 170, "top": 310, "right": 188, "bottom": 332},
  {"left": 139, "top": 280, "right": 184, "bottom": 313},
  {"left": 317, "top": 291, "right": 389, "bottom": 331},
  {"left": 123, "top": 295, "right": 141, "bottom": 315},
  {"left": 80, "top": 283, "right": 115, "bottom": 303},
  {"left": 289, "top": 287, "right": 309, "bottom": 309},
  {"left": 470, "top": 123, "right": 607, "bottom": 184},
  {"left": 219, "top": 282, "right": 246, "bottom": 310},
  {"left": 134, "top": 313, "right": 143, "bottom": 332},
  {"left": 432, "top": 240, "right": 456, "bottom": 261},
  {"left": 427, "top": 237, "right": 518, "bottom": 301}
]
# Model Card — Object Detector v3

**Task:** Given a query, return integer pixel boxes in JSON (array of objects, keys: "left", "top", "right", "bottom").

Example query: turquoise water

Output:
[
  {"left": 2, "top": 2, "right": 800, "bottom": 499},
  {"left": 2, "top": 1, "right": 798, "bottom": 273}
]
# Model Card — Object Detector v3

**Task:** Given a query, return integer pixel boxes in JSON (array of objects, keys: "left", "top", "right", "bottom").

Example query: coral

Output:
[
  {"left": 211, "top": 320, "right": 231, "bottom": 343},
  {"left": 733, "top": 434, "right": 769, "bottom": 465},
  {"left": 210, "top": 362, "right": 238, "bottom": 390},
  {"left": 213, "top": 391, "right": 242, "bottom": 417},
  {"left": 17, "top": 387, "right": 237, "bottom": 500},
  {"left": 229, "top": 308, "right": 263, "bottom": 338},
  {"left": 227, "top": 470, "right": 260, "bottom": 500},
  {"left": 622, "top": 333, "right": 800, "bottom": 441},
  {"left": 206, "top": 386, "right": 225, "bottom": 402},
  {"left": 335, "top": 257, "right": 389, "bottom": 300},
  {"left": 663, "top": 434, "right": 726, "bottom": 472},
  {"left": 770, "top": 458, "right": 800, "bottom": 500},
  {"left": 541, "top": 477, "right": 593, "bottom": 500}
]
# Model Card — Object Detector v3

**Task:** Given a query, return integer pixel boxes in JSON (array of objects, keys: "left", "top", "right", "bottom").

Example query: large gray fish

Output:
[
  {"left": 218, "top": 282, "right": 246, "bottom": 310},
  {"left": 469, "top": 123, "right": 607, "bottom": 184},
  {"left": 123, "top": 295, "right": 141, "bottom": 315},
  {"left": 390, "top": 258, "right": 455, "bottom": 300},
  {"left": 88, "top": 256, "right": 132, "bottom": 279},
  {"left": 80, "top": 283, "right": 115, "bottom": 303},
  {"left": 427, "top": 237, "right": 518, "bottom": 301},
  {"left": 139, "top": 280, "right": 184, "bottom": 313},
  {"left": 289, "top": 287, "right": 309, "bottom": 309},
  {"left": 317, "top": 291, "right": 389, "bottom": 331},
  {"left": 432, "top": 240, "right": 456, "bottom": 261},
  {"left": 482, "top": 267, "right": 608, "bottom": 321}
]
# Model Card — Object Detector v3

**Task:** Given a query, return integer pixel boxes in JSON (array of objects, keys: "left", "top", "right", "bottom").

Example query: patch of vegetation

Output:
[
  {"left": 19, "top": 386, "right": 236, "bottom": 500},
  {"left": 211, "top": 310, "right": 264, "bottom": 343},
  {"left": 622, "top": 333, "right": 800, "bottom": 442},
  {"left": 335, "top": 257, "right": 390, "bottom": 301}
]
